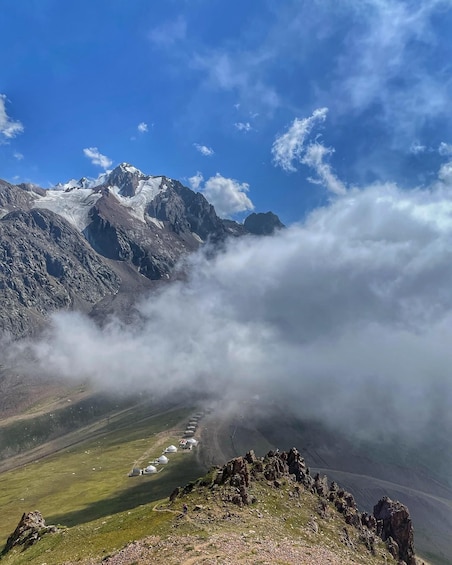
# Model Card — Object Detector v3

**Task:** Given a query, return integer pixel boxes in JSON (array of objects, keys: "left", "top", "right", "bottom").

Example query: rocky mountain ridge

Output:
[{"left": 0, "top": 164, "right": 284, "bottom": 338}]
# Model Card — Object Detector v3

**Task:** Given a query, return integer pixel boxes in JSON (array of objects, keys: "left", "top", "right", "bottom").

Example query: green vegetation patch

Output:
[{"left": 0, "top": 404, "right": 205, "bottom": 550}]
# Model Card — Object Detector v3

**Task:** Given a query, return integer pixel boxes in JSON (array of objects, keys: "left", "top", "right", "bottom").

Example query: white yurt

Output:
[
  {"left": 144, "top": 465, "right": 157, "bottom": 474},
  {"left": 187, "top": 438, "right": 198, "bottom": 446},
  {"left": 187, "top": 424, "right": 196, "bottom": 430},
  {"left": 165, "top": 445, "right": 178, "bottom": 453},
  {"left": 157, "top": 455, "right": 169, "bottom": 464},
  {"left": 184, "top": 430, "right": 194, "bottom": 437}
]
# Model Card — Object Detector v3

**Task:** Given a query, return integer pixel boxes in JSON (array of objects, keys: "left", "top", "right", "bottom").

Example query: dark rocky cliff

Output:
[{"left": 0, "top": 207, "right": 120, "bottom": 337}]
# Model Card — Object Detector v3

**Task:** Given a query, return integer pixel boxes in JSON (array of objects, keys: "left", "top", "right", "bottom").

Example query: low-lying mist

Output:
[{"left": 7, "top": 178, "right": 452, "bottom": 482}]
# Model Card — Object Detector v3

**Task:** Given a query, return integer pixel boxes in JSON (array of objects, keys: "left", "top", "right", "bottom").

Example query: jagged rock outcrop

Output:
[
  {"left": 173, "top": 448, "right": 416, "bottom": 563},
  {"left": 374, "top": 496, "right": 416, "bottom": 565},
  {"left": 244, "top": 211, "right": 285, "bottom": 235},
  {"left": 2, "top": 511, "right": 59, "bottom": 555}
]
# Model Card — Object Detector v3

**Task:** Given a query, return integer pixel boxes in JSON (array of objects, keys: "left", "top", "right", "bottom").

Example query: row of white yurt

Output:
[{"left": 144, "top": 465, "right": 157, "bottom": 474}]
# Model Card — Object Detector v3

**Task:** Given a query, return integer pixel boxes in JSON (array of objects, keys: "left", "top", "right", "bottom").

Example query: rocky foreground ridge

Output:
[
  {"left": 0, "top": 165, "right": 284, "bottom": 338},
  {"left": 2, "top": 448, "right": 420, "bottom": 565},
  {"left": 169, "top": 448, "right": 417, "bottom": 565}
]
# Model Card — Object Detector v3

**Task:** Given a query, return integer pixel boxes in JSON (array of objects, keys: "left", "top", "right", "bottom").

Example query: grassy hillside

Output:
[
  {"left": 0, "top": 403, "right": 206, "bottom": 550},
  {"left": 0, "top": 391, "right": 442, "bottom": 564},
  {"left": 0, "top": 448, "right": 404, "bottom": 565}
]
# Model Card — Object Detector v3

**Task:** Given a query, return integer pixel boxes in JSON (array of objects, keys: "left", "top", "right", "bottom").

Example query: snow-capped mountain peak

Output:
[{"left": 35, "top": 163, "right": 169, "bottom": 230}]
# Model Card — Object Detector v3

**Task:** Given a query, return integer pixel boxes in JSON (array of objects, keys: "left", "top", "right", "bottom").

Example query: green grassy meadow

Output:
[{"left": 0, "top": 403, "right": 207, "bottom": 563}]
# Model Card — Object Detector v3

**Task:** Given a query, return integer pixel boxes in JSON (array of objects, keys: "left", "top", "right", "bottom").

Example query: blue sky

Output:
[{"left": 2, "top": 0, "right": 452, "bottom": 224}]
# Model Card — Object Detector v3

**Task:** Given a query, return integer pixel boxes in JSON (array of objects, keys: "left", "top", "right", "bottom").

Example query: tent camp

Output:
[{"left": 165, "top": 445, "right": 177, "bottom": 453}]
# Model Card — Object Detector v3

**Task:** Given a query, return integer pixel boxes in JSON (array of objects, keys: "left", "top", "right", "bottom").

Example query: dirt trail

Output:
[{"left": 132, "top": 423, "right": 187, "bottom": 468}]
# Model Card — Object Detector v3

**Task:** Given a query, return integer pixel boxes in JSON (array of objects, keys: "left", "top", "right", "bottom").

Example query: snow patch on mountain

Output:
[
  {"left": 53, "top": 172, "right": 109, "bottom": 191},
  {"left": 120, "top": 163, "right": 141, "bottom": 175},
  {"left": 33, "top": 188, "right": 102, "bottom": 231},
  {"left": 109, "top": 177, "right": 167, "bottom": 222}
]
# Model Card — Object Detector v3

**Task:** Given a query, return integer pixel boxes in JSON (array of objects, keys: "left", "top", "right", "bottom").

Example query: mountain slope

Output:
[
  {"left": 0, "top": 164, "right": 284, "bottom": 338},
  {"left": 0, "top": 207, "right": 120, "bottom": 337}
]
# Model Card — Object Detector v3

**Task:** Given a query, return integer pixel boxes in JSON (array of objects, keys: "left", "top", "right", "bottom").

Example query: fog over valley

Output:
[{"left": 7, "top": 169, "right": 452, "bottom": 487}]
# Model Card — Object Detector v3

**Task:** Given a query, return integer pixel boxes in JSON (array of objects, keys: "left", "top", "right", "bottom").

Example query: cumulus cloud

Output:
[
  {"left": 188, "top": 171, "right": 204, "bottom": 191},
  {"left": 83, "top": 147, "right": 113, "bottom": 170},
  {"left": 188, "top": 171, "right": 254, "bottom": 216},
  {"left": 194, "top": 143, "right": 214, "bottom": 157},
  {"left": 272, "top": 108, "right": 328, "bottom": 172},
  {"left": 438, "top": 142, "right": 452, "bottom": 157},
  {"left": 200, "top": 173, "right": 254, "bottom": 217},
  {"left": 137, "top": 122, "right": 148, "bottom": 133},
  {"left": 438, "top": 160, "right": 452, "bottom": 184},
  {"left": 9, "top": 169, "right": 452, "bottom": 453},
  {"left": 0, "top": 94, "right": 24, "bottom": 140},
  {"left": 235, "top": 122, "right": 252, "bottom": 132}
]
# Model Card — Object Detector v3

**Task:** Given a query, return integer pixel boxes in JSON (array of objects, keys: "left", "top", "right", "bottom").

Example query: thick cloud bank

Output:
[{"left": 9, "top": 179, "right": 452, "bottom": 446}]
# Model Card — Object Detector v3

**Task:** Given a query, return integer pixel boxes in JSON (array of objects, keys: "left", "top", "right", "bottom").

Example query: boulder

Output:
[{"left": 2, "top": 511, "right": 58, "bottom": 555}]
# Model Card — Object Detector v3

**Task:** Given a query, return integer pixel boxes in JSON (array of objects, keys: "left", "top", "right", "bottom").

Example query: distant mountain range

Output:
[{"left": 0, "top": 164, "right": 284, "bottom": 338}]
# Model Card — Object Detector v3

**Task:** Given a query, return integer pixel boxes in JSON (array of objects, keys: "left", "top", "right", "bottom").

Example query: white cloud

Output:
[
  {"left": 83, "top": 147, "right": 113, "bottom": 170},
  {"left": 438, "top": 161, "right": 452, "bottom": 184},
  {"left": 13, "top": 152, "right": 24, "bottom": 161},
  {"left": 439, "top": 142, "right": 452, "bottom": 157},
  {"left": 272, "top": 108, "right": 328, "bottom": 172},
  {"left": 334, "top": 0, "right": 452, "bottom": 145},
  {"left": 194, "top": 143, "right": 214, "bottom": 157},
  {"left": 188, "top": 171, "right": 204, "bottom": 191},
  {"left": 409, "top": 141, "right": 427, "bottom": 155},
  {"left": 10, "top": 167, "right": 452, "bottom": 448},
  {"left": 137, "top": 122, "right": 148, "bottom": 133},
  {"left": 302, "top": 143, "right": 346, "bottom": 195},
  {"left": 201, "top": 173, "right": 254, "bottom": 217},
  {"left": 272, "top": 108, "right": 345, "bottom": 194},
  {"left": 149, "top": 16, "right": 187, "bottom": 47},
  {"left": 234, "top": 122, "right": 252, "bottom": 132},
  {"left": 0, "top": 94, "right": 24, "bottom": 140}
]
